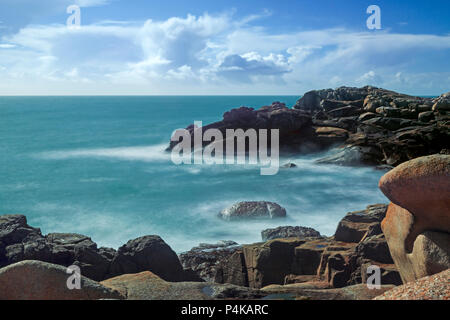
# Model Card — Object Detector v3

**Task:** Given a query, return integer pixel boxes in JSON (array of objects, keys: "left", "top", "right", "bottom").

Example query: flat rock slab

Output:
[
  {"left": 261, "top": 283, "right": 395, "bottom": 300},
  {"left": 0, "top": 260, "right": 124, "bottom": 300},
  {"left": 101, "top": 271, "right": 265, "bottom": 300}
]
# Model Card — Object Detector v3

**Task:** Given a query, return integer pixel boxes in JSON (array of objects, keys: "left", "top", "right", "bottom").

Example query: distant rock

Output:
[
  {"left": 261, "top": 226, "right": 322, "bottom": 241},
  {"left": 168, "top": 86, "right": 450, "bottom": 166},
  {"left": 219, "top": 201, "right": 287, "bottom": 220},
  {"left": 281, "top": 162, "right": 297, "bottom": 168},
  {"left": 0, "top": 260, "right": 124, "bottom": 300}
]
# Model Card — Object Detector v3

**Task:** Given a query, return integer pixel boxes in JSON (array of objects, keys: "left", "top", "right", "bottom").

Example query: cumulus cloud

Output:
[{"left": 0, "top": 11, "right": 450, "bottom": 95}]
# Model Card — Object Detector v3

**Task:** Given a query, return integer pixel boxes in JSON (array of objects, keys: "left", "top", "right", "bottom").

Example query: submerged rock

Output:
[{"left": 219, "top": 201, "right": 287, "bottom": 220}]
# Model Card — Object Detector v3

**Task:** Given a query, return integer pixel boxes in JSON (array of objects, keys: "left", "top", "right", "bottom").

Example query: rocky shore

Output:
[
  {"left": 1, "top": 87, "right": 449, "bottom": 300},
  {"left": 1, "top": 154, "right": 448, "bottom": 300}
]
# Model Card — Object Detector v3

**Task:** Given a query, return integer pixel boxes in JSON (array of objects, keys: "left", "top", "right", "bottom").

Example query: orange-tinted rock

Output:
[
  {"left": 374, "top": 269, "right": 450, "bottom": 300},
  {"left": 382, "top": 202, "right": 450, "bottom": 283},
  {"left": 379, "top": 155, "right": 450, "bottom": 251}
]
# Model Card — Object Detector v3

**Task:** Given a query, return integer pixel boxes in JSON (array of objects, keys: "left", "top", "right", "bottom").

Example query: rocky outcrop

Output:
[
  {"left": 101, "top": 271, "right": 264, "bottom": 300},
  {"left": 212, "top": 204, "right": 401, "bottom": 290},
  {"left": 219, "top": 201, "right": 287, "bottom": 220},
  {"left": 374, "top": 269, "right": 450, "bottom": 300},
  {"left": 242, "top": 238, "right": 307, "bottom": 288},
  {"left": 0, "top": 260, "right": 124, "bottom": 300},
  {"left": 0, "top": 215, "right": 194, "bottom": 282},
  {"left": 379, "top": 155, "right": 450, "bottom": 283},
  {"left": 167, "top": 102, "right": 316, "bottom": 154},
  {"left": 261, "top": 226, "right": 322, "bottom": 241},
  {"left": 168, "top": 86, "right": 450, "bottom": 167}
]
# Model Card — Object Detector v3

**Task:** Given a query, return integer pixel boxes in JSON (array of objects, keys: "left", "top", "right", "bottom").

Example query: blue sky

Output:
[{"left": 0, "top": 0, "right": 449, "bottom": 95}]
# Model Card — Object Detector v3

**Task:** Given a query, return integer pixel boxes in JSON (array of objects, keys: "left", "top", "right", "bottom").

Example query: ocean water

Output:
[{"left": 0, "top": 96, "right": 388, "bottom": 252}]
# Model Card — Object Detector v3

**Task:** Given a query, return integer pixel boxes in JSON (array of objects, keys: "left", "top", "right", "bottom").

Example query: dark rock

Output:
[
  {"left": 108, "top": 235, "right": 186, "bottom": 282},
  {"left": 418, "top": 111, "right": 435, "bottom": 123},
  {"left": 261, "top": 226, "right": 321, "bottom": 241},
  {"left": 215, "top": 249, "right": 249, "bottom": 287},
  {"left": 281, "top": 162, "right": 297, "bottom": 168},
  {"left": 179, "top": 240, "right": 240, "bottom": 282},
  {"left": 334, "top": 204, "right": 387, "bottom": 243},
  {"left": 242, "top": 238, "right": 306, "bottom": 288}
]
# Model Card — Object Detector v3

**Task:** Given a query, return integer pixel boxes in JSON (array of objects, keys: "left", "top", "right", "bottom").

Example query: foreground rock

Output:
[
  {"left": 101, "top": 271, "right": 264, "bottom": 300},
  {"left": 219, "top": 201, "right": 287, "bottom": 220},
  {"left": 334, "top": 204, "right": 387, "bottom": 243},
  {"left": 374, "top": 269, "right": 450, "bottom": 300},
  {"left": 179, "top": 241, "right": 241, "bottom": 282},
  {"left": 379, "top": 155, "right": 450, "bottom": 283},
  {"left": 0, "top": 260, "right": 124, "bottom": 300},
  {"left": 0, "top": 215, "right": 195, "bottom": 282},
  {"left": 261, "top": 283, "right": 395, "bottom": 300}
]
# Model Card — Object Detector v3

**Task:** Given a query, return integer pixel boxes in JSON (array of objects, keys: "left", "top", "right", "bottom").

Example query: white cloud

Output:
[{"left": 0, "top": 12, "right": 449, "bottom": 95}]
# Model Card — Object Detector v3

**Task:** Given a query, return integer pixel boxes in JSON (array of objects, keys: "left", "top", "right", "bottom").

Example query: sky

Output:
[{"left": 0, "top": 0, "right": 449, "bottom": 95}]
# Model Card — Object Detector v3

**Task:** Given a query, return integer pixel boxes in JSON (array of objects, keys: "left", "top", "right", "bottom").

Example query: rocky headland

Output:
[{"left": 168, "top": 86, "right": 450, "bottom": 167}]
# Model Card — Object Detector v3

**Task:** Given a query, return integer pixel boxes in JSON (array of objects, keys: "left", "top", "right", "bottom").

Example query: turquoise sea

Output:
[{"left": 0, "top": 96, "right": 388, "bottom": 252}]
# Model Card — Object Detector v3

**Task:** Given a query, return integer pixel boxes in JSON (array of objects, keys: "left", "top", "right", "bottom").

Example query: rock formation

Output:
[
  {"left": 168, "top": 86, "right": 450, "bottom": 167},
  {"left": 379, "top": 154, "right": 450, "bottom": 283},
  {"left": 0, "top": 214, "right": 196, "bottom": 282}
]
